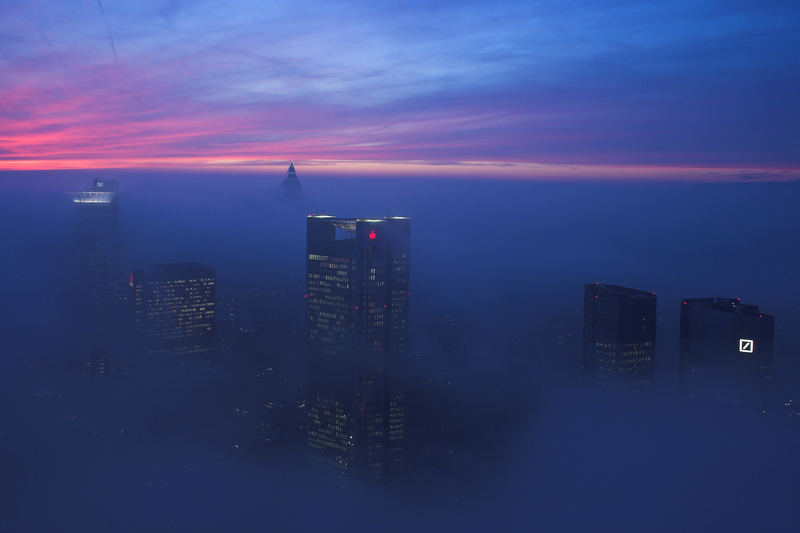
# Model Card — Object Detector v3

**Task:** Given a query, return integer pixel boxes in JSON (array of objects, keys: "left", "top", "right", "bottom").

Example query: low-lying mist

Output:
[{"left": 1, "top": 170, "right": 798, "bottom": 531}]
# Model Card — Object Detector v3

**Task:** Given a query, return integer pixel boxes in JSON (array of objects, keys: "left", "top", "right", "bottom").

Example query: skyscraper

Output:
[
  {"left": 71, "top": 179, "right": 129, "bottom": 377},
  {"left": 132, "top": 263, "right": 216, "bottom": 356},
  {"left": 679, "top": 298, "right": 774, "bottom": 397},
  {"left": 305, "top": 215, "right": 409, "bottom": 483},
  {"left": 582, "top": 284, "right": 656, "bottom": 389},
  {"left": 72, "top": 179, "right": 125, "bottom": 322},
  {"left": 280, "top": 162, "right": 302, "bottom": 196}
]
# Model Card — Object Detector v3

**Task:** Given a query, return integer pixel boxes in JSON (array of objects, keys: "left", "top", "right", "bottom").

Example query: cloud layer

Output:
[{"left": 1, "top": 0, "right": 798, "bottom": 178}]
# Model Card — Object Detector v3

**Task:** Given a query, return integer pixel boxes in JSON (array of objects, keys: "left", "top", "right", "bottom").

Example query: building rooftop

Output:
[
  {"left": 586, "top": 283, "right": 655, "bottom": 299},
  {"left": 681, "top": 297, "right": 771, "bottom": 317},
  {"left": 72, "top": 191, "right": 116, "bottom": 204}
]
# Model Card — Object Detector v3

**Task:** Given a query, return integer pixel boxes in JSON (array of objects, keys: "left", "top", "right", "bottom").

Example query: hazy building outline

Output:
[{"left": 582, "top": 283, "right": 656, "bottom": 390}]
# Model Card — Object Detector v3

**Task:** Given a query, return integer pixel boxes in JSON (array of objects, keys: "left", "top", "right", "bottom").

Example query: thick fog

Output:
[{"left": 1, "top": 171, "right": 799, "bottom": 532}]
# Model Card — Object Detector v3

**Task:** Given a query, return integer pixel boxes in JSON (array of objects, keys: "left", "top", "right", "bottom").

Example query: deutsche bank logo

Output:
[{"left": 739, "top": 339, "right": 754, "bottom": 353}]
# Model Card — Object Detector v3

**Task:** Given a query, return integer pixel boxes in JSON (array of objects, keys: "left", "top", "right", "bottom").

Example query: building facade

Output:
[
  {"left": 72, "top": 179, "right": 125, "bottom": 323},
  {"left": 679, "top": 298, "right": 774, "bottom": 398},
  {"left": 132, "top": 263, "right": 216, "bottom": 356},
  {"left": 305, "top": 215, "right": 409, "bottom": 483},
  {"left": 582, "top": 283, "right": 656, "bottom": 389},
  {"left": 71, "top": 179, "right": 130, "bottom": 377}
]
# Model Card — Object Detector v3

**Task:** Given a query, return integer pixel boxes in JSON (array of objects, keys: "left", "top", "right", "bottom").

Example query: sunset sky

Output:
[{"left": 1, "top": 0, "right": 798, "bottom": 179}]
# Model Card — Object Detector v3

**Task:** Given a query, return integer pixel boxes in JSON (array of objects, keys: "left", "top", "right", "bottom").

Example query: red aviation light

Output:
[
  {"left": 129, "top": 272, "right": 134, "bottom": 287},
  {"left": 368, "top": 230, "right": 377, "bottom": 240}
]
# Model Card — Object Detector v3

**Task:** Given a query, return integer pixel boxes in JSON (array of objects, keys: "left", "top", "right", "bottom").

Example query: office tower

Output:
[
  {"left": 305, "top": 215, "right": 409, "bottom": 483},
  {"left": 72, "top": 179, "right": 125, "bottom": 321},
  {"left": 132, "top": 263, "right": 216, "bottom": 356},
  {"left": 582, "top": 284, "right": 656, "bottom": 389},
  {"left": 71, "top": 179, "right": 130, "bottom": 377},
  {"left": 679, "top": 298, "right": 774, "bottom": 395},
  {"left": 280, "top": 162, "right": 302, "bottom": 196}
]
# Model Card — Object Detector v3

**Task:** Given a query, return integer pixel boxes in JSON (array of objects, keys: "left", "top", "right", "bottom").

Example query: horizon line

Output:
[{"left": 1, "top": 158, "right": 799, "bottom": 182}]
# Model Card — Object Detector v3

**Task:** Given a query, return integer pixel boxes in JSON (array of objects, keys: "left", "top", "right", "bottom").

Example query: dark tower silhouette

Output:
[
  {"left": 679, "top": 297, "right": 774, "bottom": 401},
  {"left": 280, "top": 162, "right": 302, "bottom": 196},
  {"left": 582, "top": 283, "right": 656, "bottom": 390},
  {"left": 305, "top": 215, "right": 409, "bottom": 484}
]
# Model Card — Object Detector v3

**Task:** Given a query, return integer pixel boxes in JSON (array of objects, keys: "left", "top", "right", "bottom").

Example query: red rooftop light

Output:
[{"left": 369, "top": 230, "right": 376, "bottom": 240}]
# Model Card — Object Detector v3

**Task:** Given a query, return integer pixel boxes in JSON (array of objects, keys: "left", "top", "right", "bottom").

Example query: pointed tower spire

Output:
[{"left": 281, "top": 161, "right": 302, "bottom": 196}]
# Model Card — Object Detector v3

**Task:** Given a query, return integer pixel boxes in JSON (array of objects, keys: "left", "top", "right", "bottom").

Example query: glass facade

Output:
[
  {"left": 582, "top": 284, "right": 656, "bottom": 389},
  {"left": 72, "top": 179, "right": 129, "bottom": 377},
  {"left": 306, "top": 215, "right": 409, "bottom": 483},
  {"left": 132, "top": 263, "right": 216, "bottom": 356},
  {"left": 679, "top": 298, "right": 774, "bottom": 397},
  {"left": 73, "top": 179, "right": 125, "bottom": 323}
]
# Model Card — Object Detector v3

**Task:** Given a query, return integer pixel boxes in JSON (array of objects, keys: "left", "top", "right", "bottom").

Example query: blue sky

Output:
[{"left": 1, "top": 0, "right": 798, "bottom": 178}]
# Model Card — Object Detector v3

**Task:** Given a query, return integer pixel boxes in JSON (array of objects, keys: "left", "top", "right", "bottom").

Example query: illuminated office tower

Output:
[
  {"left": 72, "top": 179, "right": 125, "bottom": 321},
  {"left": 582, "top": 284, "right": 656, "bottom": 389},
  {"left": 679, "top": 298, "right": 774, "bottom": 395},
  {"left": 132, "top": 263, "right": 216, "bottom": 356},
  {"left": 305, "top": 215, "right": 409, "bottom": 483}
]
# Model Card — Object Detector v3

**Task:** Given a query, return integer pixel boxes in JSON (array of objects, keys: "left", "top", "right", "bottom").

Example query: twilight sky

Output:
[{"left": 1, "top": 0, "right": 799, "bottom": 179}]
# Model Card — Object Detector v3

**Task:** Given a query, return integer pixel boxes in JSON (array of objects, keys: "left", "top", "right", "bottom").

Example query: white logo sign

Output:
[{"left": 739, "top": 339, "right": 754, "bottom": 353}]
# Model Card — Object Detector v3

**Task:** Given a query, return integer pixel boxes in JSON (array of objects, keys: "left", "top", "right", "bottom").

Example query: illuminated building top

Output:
[
  {"left": 70, "top": 178, "right": 118, "bottom": 204},
  {"left": 72, "top": 191, "right": 116, "bottom": 204}
]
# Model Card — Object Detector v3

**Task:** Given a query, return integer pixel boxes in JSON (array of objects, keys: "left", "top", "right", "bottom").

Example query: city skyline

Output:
[
  {"left": 2, "top": 2, "right": 800, "bottom": 531},
  {"left": 63, "top": 174, "right": 787, "bottom": 387},
  {"left": 1, "top": 170, "right": 799, "bottom": 531}
]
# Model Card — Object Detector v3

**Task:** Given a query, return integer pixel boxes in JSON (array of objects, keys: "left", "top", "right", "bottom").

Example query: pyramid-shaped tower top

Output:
[{"left": 281, "top": 161, "right": 302, "bottom": 196}]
